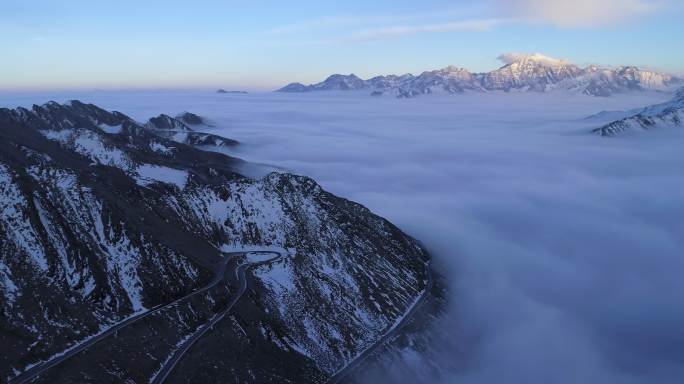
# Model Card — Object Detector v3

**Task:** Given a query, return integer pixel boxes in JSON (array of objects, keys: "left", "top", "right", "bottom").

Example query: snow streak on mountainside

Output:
[
  {"left": 279, "top": 53, "right": 680, "bottom": 97},
  {"left": 0, "top": 101, "right": 430, "bottom": 383},
  {"left": 593, "top": 87, "right": 684, "bottom": 136}
]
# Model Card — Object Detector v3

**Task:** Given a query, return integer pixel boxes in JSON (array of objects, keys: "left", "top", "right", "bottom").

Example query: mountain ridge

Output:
[
  {"left": 0, "top": 100, "right": 432, "bottom": 383},
  {"left": 278, "top": 53, "right": 680, "bottom": 97},
  {"left": 592, "top": 86, "right": 684, "bottom": 136}
]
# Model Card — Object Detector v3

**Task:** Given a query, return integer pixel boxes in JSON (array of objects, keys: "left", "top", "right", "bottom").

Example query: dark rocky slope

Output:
[{"left": 0, "top": 101, "right": 431, "bottom": 383}]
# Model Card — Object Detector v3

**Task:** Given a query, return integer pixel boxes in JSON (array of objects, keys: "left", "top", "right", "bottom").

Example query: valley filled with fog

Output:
[{"left": 2, "top": 89, "right": 682, "bottom": 383}]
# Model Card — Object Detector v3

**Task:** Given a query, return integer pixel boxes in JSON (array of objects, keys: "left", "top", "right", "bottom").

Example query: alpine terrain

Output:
[
  {"left": 0, "top": 101, "right": 432, "bottom": 383},
  {"left": 279, "top": 53, "right": 680, "bottom": 97},
  {"left": 593, "top": 86, "right": 684, "bottom": 136}
]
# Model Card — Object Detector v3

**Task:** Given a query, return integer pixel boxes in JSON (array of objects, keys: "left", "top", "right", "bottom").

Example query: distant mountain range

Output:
[
  {"left": 279, "top": 53, "right": 680, "bottom": 97},
  {"left": 593, "top": 86, "right": 684, "bottom": 136}
]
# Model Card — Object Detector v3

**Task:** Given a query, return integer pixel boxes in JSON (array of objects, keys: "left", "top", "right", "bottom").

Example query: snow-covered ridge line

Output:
[
  {"left": 593, "top": 86, "right": 684, "bottom": 136},
  {"left": 278, "top": 52, "right": 680, "bottom": 97},
  {"left": 1, "top": 100, "right": 238, "bottom": 152}
]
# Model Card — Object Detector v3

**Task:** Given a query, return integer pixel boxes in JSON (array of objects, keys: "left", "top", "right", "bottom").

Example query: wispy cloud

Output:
[
  {"left": 341, "top": 19, "right": 506, "bottom": 43},
  {"left": 269, "top": 15, "right": 508, "bottom": 45},
  {"left": 266, "top": 8, "right": 502, "bottom": 44},
  {"left": 496, "top": 0, "right": 666, "bottom": 27},
  {"left": 267, "top": 14, "right": 426, "bottom": 36},
  {"left": 266, "top": 0, "right": 673, "bottom": 46}
]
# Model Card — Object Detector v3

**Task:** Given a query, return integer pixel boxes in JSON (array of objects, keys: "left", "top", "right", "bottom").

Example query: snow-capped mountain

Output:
[
  {"left": 278, "top": 53, "right": 680, "bottom": 97},
  {"left": 593, "top": 87, "right": 684, "bottom": 136},
  {"left": 0, "top": 101, "right": 431, "bottom": 383},
  {"left": 398, "top": 66, "right": 481, "bottom": 97},
  {"left": 481, "top": 53, "right": 584, "bottom": 92}
]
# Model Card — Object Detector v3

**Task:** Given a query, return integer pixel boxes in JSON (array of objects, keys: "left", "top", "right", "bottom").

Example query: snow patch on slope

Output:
[
  {"left": 149, "top": 141, "right": 175, "bottom": 155},
  {"left": 32, "top": 197, "right": 80, "bottom": 289},
  {"left": 98, "top": 123, "right": 123, "bottom": 134},
  {"left": 0, "top": 261, "right": 20, "bottom": 305},
  {"left": 135, "top": 164, "right": 188, "bottom": 189},
  {"left": 26, "top": 165, "right": 148, "bottom": 310},
  {"left": 93, "top": 219, "right": 146, "bottom": 312},
  {"left": 42, "top": 129, "right": 134, "bottom": 170},
  {"left": 0, "top": 163, "right": 49, "bottom": 271}
]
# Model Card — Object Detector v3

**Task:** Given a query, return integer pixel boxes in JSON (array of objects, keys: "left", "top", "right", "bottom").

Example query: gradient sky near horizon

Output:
[{"left": 1, "top": 0, "right": 683, "bottom": 90}]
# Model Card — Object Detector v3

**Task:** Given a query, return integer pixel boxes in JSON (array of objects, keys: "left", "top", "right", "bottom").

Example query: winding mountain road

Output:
[
  {"left": 325, "top": 260, "right": 433, "bottom": 384},
  {"left": 9, "top": 250, "right": 277, "bottom": 384},
  {"left": 11, "top": 249, "right": 429, "bottom": 384},
  {"left": 151, "top": 251, "right": 283, "bottom": 384}
]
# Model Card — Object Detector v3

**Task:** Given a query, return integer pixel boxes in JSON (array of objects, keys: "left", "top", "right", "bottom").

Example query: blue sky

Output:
[{"left": 1, "top": 0, "right": 683, "bottom": 90}]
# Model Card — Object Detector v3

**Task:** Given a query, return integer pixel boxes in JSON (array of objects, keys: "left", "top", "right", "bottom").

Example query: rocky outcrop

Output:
[{"left": 176, "top": 112, "right": 204, "bottom": 126}]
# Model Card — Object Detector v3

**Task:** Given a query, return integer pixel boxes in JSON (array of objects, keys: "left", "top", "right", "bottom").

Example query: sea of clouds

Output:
[{"left": 2, "top": 89, "right": 683, "bottom": 383}]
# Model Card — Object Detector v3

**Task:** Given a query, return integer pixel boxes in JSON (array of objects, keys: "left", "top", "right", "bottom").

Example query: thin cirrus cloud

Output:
[
  {"left": 497, "top": 0, "right": 665, "bottom": 27},
  {"left": 266, "top": 8, "right": 508, "bottom": 43},
  {"left": 270, "top": 17, "right": 508, "bottom": 45},
  {"left": 268, "top": 0, "right": 671, "bottom": 45},
  {"left": 266, "top": 14, "right": 427, "bottom": 36},
  {"left": 340, "top": 19, "right": 505, "bottom": 43}
]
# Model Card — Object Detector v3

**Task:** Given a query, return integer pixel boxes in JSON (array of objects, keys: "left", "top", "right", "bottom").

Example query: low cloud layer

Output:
[{"left": 2, "top": 89, "right": 683, "bottom": 383}]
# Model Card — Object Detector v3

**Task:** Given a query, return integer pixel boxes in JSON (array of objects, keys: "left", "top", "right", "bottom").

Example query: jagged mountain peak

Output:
[
  {"left": 37, "top": 99, "right": 110, "bottom": 115},
  {"left": 316, "top": 73, "right": 366, "bottom": 90},
  {"left": 279, "top": 82, "right": 309, "bottom": 92},
  {"left": 436, "top": 65, "right": 473, "bottom": 77},
  {"left": 1, "top": 99, "right": 134, "bottom": 132},
  {"left": 483, "top": 53, "right": 583, "bottom": 92},
  {"left": 325, "top": 73, "right": 362, "bottom": 81},
  {"left": 176, "top": 111, "right": 205, "bottom": 126},
  {"left": 146, "top": 114, "right": 193, "bottom": 132}
]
